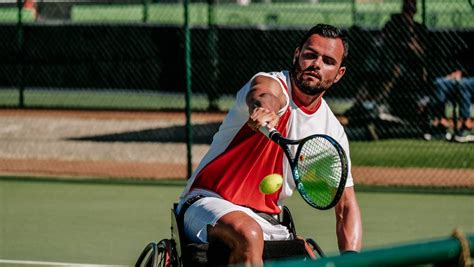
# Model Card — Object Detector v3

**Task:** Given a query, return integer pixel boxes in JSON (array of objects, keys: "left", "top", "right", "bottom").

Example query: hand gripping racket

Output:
[{"left": 260, "top": 126, "right": 348, "bottom": 210}]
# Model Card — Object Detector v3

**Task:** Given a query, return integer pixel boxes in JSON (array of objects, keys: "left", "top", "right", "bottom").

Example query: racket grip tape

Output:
[{"left": 259, "top": 126, "right": 281, "bottom": 142}]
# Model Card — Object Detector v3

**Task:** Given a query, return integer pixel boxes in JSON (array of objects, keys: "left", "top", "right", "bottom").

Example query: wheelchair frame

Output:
[{"left": 136, "top": 203, "right": 325, "bottom": 267}]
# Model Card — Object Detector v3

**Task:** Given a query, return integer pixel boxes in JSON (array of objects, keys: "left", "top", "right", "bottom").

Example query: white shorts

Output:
[{"left": 177, "top": 189, "right": 291, "bottom": 243}]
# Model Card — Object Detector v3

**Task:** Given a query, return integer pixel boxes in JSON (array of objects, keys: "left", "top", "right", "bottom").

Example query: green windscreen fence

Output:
[
  {"left": 265, "top": 233, "right": 474, "bottom": 267},
  {"left": 0, "top": 0, "right": 473, "bottom": 183}
]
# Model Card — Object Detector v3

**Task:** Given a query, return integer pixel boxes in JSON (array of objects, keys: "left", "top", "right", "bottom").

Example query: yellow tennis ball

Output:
[{"left": 259, "top": 173, "right": 283, "bottom": 194}]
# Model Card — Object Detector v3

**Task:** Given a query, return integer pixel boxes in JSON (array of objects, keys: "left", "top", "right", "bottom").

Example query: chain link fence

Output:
[{"left": 0, "top": 0, "right": 473, "bottom": 181}]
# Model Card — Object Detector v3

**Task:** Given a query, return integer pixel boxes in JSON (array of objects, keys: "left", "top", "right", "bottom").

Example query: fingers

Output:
[{"left": 247, "top": 107, "right": 279, "bottom": 131}]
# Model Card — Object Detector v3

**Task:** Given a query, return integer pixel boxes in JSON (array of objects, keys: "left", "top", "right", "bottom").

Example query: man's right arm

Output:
[
  {"left": 335, "top": 187, "right": 363, "bottom": 253},
  {"left": 245, "top": 75, "right": 287, "bottom": 131}
]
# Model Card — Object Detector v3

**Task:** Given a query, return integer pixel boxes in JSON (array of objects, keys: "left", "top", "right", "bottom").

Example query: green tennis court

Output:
[{"left": 1, "top": 177, "right": 473, "bottom": 266}]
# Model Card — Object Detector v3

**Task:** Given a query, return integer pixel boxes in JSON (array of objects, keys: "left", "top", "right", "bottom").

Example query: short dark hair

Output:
[{"left": 297, "top": 24, "right": 349, "bottom": 66}]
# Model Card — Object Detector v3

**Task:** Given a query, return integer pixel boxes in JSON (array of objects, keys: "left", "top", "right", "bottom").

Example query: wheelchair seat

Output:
[{"left": 136, "top": 202, "right": 324, "bottom": 267}]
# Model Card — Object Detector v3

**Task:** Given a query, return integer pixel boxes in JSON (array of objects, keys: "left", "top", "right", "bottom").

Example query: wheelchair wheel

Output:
[
  {"left": 306, "top": 238, "right": 325, "bottom": 258},
  {"left": 135, "top": 239, "right": 178, "bottom": 267}
]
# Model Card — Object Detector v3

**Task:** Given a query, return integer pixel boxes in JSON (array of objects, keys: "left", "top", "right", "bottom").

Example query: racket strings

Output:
[{"left": 297, "top": 137, "right": 342, "bottom": 207}]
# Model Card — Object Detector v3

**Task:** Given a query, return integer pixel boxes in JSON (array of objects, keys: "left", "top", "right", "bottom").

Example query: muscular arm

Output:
[
  {"left": 245, "top": 75, "right": 287, "bottom": 130},
  {"left": 335, "top": 187, "right": 363, "bottom": 253}
]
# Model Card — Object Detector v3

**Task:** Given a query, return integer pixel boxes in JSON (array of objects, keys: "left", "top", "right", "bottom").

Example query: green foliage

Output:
[
  {"left": 1, "top": 2, "right": 471, "bottom": 29},
  {"left": 70, "top": 2, "right": 473, "bottom": 29},
  {"left": 0, "top": 8, "right": 35, "bottom": 22}
]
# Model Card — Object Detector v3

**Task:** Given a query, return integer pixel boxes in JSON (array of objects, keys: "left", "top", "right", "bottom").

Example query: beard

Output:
[{"left": 290, "top": 62, "right": 334, "bottom": 96}]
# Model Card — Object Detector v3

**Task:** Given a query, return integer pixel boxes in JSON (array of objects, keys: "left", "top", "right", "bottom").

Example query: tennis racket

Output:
[{"left": 260, "top": 126, "right": 348, "bottom": 210}]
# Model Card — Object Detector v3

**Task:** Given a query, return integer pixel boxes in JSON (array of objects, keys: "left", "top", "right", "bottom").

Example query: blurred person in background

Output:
[
  {"left": 380, "top": 0, "right": 432, "bottom": 132},
  {"left": 425, "top": 35, "right": 474, "bottom": 142},
  {"left": 23, "top": 0, "right": 38, "bottom": 19}
]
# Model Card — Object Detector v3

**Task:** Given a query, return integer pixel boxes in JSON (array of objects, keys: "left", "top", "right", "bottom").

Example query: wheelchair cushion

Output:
[{"left": 183, "top": 239, "right": 310, "bottom": 266}]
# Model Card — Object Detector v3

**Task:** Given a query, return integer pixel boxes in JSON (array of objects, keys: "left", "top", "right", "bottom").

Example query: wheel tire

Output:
[
  {"left": 306, "top": 238, "right": 325, "bottom": 258},
  {"left": 136, "top": 239, "right": 178, "bottom": 267}
]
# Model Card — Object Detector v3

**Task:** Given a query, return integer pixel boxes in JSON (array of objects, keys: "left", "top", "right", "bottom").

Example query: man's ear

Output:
[
  {"left": 334, "top": 66, "right": 346, "bottom": 84},
  {"left": 293, "top": 48, "right": 300, "bottom": 64}
]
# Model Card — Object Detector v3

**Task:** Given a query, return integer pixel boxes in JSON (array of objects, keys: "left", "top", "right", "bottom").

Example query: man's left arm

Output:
[{"left": 335, "top": 186, "right": 362, "bottom": 253}]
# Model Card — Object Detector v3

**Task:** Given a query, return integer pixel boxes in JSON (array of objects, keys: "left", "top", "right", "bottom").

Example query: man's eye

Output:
[
  {"left": 324, "top": 58, "right": 336, "bottom": 65},
  {"left": 303, "top": 53, "right": 318, "bottom": 59}
]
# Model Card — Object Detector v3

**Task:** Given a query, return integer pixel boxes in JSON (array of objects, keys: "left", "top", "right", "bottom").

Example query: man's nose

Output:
[{"left": 312, "top": 57, "right": 323, "bottom": 68}]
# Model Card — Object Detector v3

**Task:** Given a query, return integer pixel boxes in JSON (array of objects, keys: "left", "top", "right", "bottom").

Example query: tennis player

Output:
[{"left": 177, "top": 24, "right": 362, "bottom": 265}]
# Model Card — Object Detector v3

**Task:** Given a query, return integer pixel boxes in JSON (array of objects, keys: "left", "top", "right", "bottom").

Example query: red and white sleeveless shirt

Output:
[{"left": 180, "top": 71, "right": 354, "bottom": 214}]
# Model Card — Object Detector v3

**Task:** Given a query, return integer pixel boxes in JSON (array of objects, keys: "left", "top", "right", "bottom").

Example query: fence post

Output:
[
  {"left": 351, "top": 0, "right": 357, "bottom": 26},
  {"left": 142, "top": 0, "right": 149, "bottom": 23},
  {"left": 207, "top": 0, "right": 219, "bottom": 111},
  {"left": 17, "top": 0, "right": 25, "bottom": 108},
  {"left": 184, "top": 0, "right": 193, "bottom": 179},
  {"left": 421, "top": 0, "right": 426, "bottom": 26}
]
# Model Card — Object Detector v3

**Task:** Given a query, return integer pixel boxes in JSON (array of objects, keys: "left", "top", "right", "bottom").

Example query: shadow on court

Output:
[{"left": 67, "top": 122, "right": 220, "bottom": 144}]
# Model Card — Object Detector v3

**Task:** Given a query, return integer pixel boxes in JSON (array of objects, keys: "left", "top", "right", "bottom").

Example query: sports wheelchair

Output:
[{"left": 136, "top": 202, "right": 325, "bottom": 267}]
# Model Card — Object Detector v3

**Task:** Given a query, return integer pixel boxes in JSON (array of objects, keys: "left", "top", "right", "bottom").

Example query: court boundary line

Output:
[{"left": 0, "top": 259, "right": 129, "bottom": 267}]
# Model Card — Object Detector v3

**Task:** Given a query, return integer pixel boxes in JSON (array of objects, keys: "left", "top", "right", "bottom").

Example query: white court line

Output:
[{"left": 0, "top": 259, "right": 130, "bottom": 267}]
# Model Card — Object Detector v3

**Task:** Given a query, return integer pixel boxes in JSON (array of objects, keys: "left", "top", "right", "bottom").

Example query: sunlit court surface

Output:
[{"left": 1, "top": 178, "right": 473, "bottom": 266}]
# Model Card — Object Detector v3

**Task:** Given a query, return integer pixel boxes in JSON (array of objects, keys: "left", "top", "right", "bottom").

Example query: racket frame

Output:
[{"left": 261, "top": 127, "right": 348, "bottom": 210}]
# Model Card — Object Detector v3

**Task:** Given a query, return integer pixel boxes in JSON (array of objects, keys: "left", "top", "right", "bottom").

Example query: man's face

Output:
[{"left": 291, "top": 34, "right": 346, "bottom": 96}]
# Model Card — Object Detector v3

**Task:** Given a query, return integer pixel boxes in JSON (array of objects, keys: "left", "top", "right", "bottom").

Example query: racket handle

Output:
[
  {"left": 259, "top": 125, "right": 274, "bottom": 137},
  {"left": 259, "top": 125, "right": 281, "bottom": 141}
]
